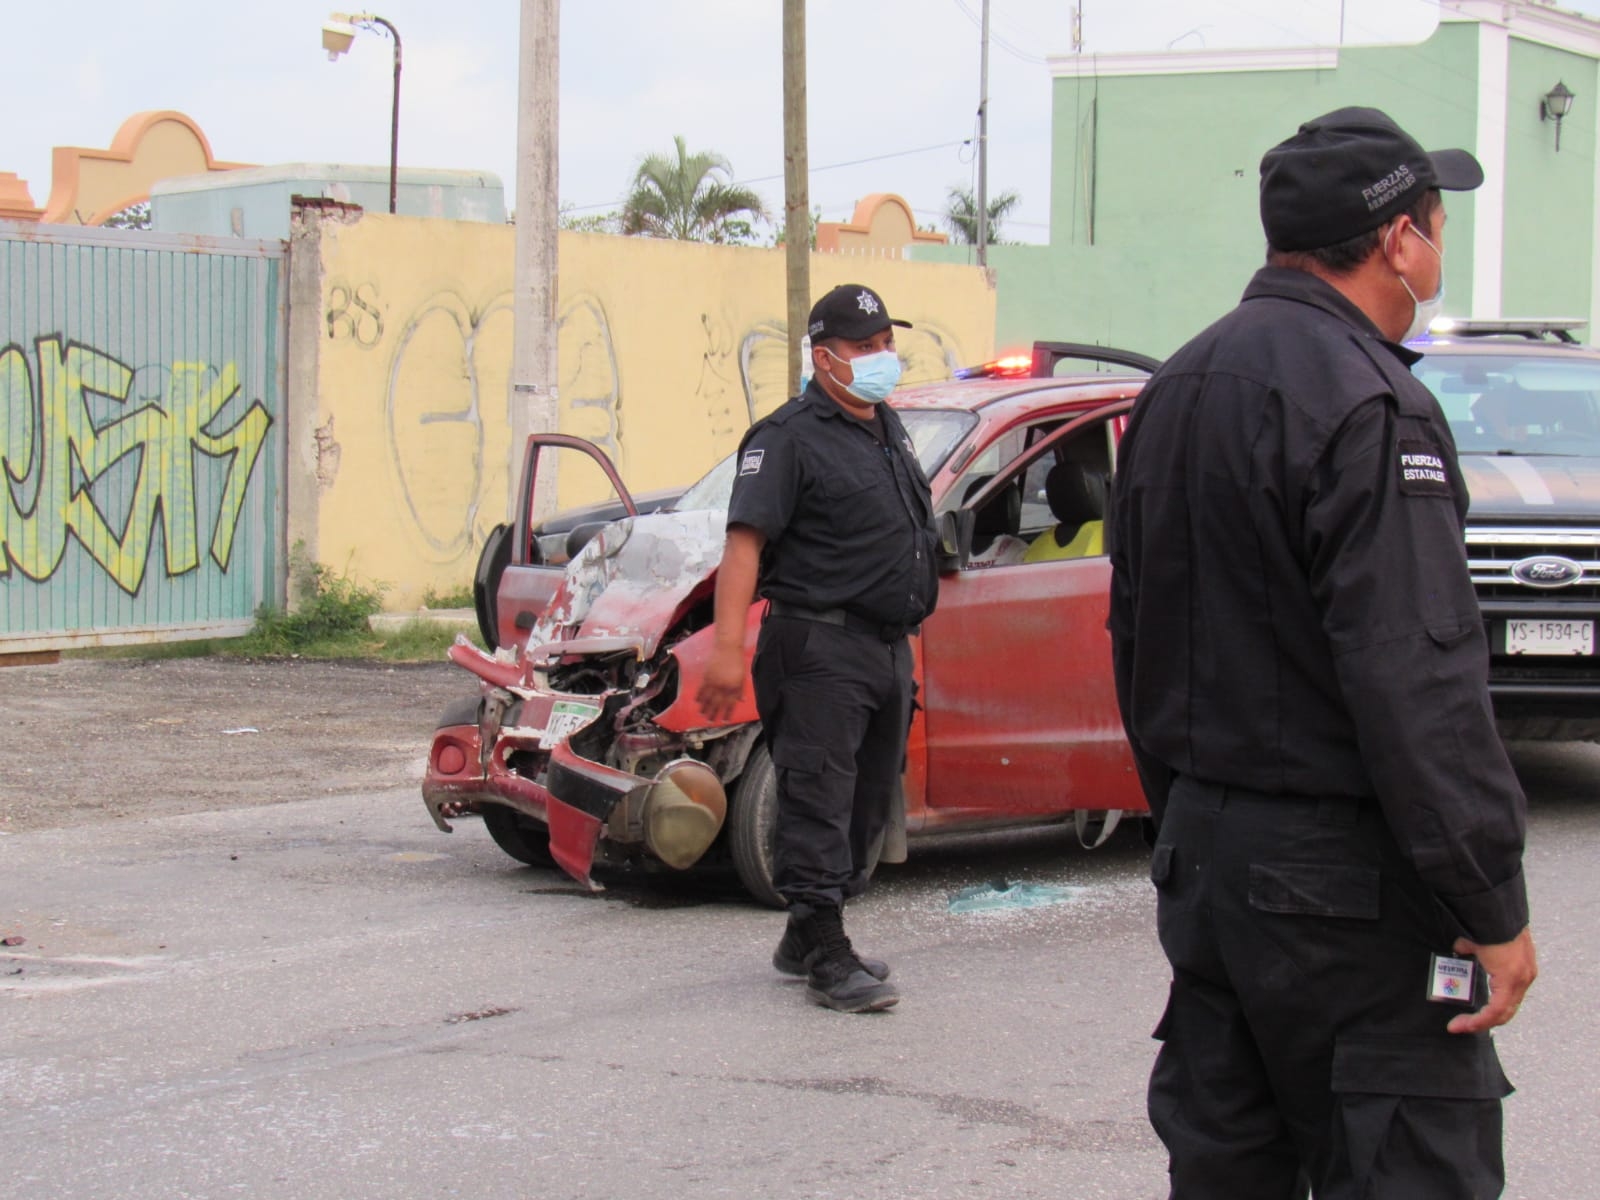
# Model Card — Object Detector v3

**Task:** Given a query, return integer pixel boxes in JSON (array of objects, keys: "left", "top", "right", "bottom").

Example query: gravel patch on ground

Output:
[{"left": 0, "top": 657, "right": 470, "bottom": 834}]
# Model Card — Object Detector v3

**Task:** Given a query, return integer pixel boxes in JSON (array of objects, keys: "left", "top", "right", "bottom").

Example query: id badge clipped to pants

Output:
[{"left": 1426, "top": 953, "right": 1477, "bottom": 1007}]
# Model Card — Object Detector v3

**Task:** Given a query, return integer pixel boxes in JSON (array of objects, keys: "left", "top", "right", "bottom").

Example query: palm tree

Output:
[
  {"left": 944, "top": 186, "right": 1021, "bottom": 245},
  {"left": 621, "top": 136, "right": 768, "bottom": 244}
]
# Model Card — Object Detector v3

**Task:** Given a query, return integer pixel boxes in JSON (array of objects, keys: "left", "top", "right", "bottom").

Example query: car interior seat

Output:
[{"left": 1025, "top": 449, "right": 1107, "bottom": 562}]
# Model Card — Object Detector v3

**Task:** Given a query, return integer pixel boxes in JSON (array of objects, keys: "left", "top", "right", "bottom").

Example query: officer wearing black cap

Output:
[
  {"left": 1110, "top": 107, "right": 1538, "bottom": 1196},
  {"left": 697, "top": 283, "right": 937, "bottom": 1014}
]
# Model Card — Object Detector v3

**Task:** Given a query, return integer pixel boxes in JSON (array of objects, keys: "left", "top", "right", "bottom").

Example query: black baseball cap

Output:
[
  {"left": 1260, "top": 106, "right": 1483, "bottom": 252},
  {"left": 807, "top": 283, "right": 912, "bottom": 342}
]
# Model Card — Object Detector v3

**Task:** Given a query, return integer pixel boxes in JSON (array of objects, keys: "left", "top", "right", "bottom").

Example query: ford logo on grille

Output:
[{"left": 1510, "top": 555, "right": 1586, "bottom": 588}]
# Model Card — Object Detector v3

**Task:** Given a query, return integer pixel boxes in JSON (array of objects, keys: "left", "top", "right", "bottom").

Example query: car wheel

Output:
[
  {"left": 729, "top": 745, "right": 784, "bottom": 909},
  {"left": 481, "top": 804, "right": 557, "bottom": 869},
  {"left": 728, "top": 744, "right": 884, "bottom": 909}
]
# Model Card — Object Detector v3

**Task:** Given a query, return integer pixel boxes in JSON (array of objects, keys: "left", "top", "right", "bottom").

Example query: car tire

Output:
[
  {"left": 729, "top": 745, "right": 784, "bottom": 909},
  {"left": 728, "top": 744, "right": 884, "bottom": 909},
  {"left": 481, "top": 804, "right": 557, "bottom": 869}
]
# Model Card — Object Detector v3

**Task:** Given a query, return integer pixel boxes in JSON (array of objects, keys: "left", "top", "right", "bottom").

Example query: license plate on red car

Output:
[
  {"left": 1505, "top": 619, "right": 1594, "bottom": 655},
  {"left": 538, "top": 700, "right": 601, "bottom": 748}
]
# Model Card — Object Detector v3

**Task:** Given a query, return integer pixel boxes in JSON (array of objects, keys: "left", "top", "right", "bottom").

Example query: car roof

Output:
[{"left": 890, "top": 372, "right": 1146, "bottom": 421}]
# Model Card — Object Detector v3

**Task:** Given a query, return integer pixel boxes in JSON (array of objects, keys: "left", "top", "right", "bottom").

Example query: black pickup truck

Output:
[{"left": 1410, "top": 318, "right": 1600, "bottom": 739}]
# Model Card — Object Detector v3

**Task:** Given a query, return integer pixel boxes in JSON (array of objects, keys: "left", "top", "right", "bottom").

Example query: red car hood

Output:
[{"left": 525, "top": 508, "right": 726, "bottom": 657}]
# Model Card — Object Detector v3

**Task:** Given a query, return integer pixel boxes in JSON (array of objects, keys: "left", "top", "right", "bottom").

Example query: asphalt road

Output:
[{"left": 3, "top": 740, "right": 1598, "bottom": 1200}]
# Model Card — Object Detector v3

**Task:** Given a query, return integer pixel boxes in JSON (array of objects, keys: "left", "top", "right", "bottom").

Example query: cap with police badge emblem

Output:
[
  {"left": 1260, "top": 106, "right": 1484, "bottom": 252},
  {"left": 807, "top": 283, "right": 913, "bottom": 342}
]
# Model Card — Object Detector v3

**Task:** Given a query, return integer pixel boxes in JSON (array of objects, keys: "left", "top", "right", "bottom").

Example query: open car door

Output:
[
  {"left": 918, "top": 400, "right": 1145, "bottom": 820},
  {"left": 479, "top": 434, "right": 638, "bottom": 650}
]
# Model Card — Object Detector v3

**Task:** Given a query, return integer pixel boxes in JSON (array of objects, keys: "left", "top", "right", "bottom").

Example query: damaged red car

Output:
[{"left": 422, "top": 344, "right": 1155, "bottom": 904}]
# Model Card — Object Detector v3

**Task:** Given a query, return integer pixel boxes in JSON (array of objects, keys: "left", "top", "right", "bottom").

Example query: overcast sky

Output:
[{"left": 2, "top": 1, "right": 1595, "bottom": 244}]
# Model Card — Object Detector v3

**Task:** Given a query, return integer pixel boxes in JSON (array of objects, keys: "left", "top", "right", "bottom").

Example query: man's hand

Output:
[
  {"left": 695, "top": 645, "right": 747, "bottom": 723},
  {"left": 1448, "top": 926, "right": 1538, "bottom": 1034},
  {"left": 694, "top": 525, "right": 765, "bottom": 724}
]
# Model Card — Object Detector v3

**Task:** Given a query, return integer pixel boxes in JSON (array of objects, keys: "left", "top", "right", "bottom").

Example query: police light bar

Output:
[
  {"left": 954, "top": 354, "right": 1034, "bottom": 380},
  {"left": 1423, "top": 317, "right": 1588, "bottom": 344}
]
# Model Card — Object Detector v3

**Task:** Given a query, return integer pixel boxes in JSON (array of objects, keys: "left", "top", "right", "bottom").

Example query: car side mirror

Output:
[{"left": 936, "top": 509, "right": 975, "bottom": 573}]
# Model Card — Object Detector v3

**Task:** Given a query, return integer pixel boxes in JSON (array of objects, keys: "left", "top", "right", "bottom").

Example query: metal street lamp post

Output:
[{"left": 322, "top": 12, "right": 403, "bottom": 214}]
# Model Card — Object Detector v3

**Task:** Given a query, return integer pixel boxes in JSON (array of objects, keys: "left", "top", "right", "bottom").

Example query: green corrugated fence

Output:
[{"left": 1, "top": 224, "right": 286, "bottom": 652}]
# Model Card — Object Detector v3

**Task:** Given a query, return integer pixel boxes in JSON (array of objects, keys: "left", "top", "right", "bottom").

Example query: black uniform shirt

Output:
[
  {"left": 1109, "top": 266, "right": 1528, "bottom": 944},
  {"left": 727, "top": 381, "right": 939, "bottom": 629}
]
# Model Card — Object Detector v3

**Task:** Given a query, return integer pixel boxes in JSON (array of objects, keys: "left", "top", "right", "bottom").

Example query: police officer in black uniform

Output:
[
  {"left": 1109, "top": 108, "right": 1538, "bottom": 1197},
  {"left": 697, "top": 283, "right": 938, "bottom": 1014}
]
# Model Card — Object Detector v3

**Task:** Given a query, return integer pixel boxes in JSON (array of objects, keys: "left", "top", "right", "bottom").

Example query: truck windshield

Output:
[
  {"left": 673, "top": 408, "right": 977, "bottom": 511},
  {"left": 1413, "top": 353, "right": 1600, "bottom": 456}
]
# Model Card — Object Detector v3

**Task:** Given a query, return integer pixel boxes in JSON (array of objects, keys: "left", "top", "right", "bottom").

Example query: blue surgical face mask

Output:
[{"left": 824, "top": 346, "right": 902, "bottom": 404}]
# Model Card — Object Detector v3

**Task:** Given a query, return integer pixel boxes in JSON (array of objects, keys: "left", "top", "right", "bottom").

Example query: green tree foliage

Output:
[
  {"left": 559, "top": 204, "right": 621, "bottom": 234},
  {"left": 943, "top": 186, "right": 1020, "bottom": 246},
  {"left": 770, "top": 206, "right": 820, "bottom": 250},
  {"left": 621, "top": 136, "right": 768, "bottom": 244}
]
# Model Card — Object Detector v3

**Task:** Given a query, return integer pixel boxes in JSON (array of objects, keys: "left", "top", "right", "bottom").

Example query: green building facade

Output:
[{"left": 920, "top": 1, "right": 1600, "bottom": 360}]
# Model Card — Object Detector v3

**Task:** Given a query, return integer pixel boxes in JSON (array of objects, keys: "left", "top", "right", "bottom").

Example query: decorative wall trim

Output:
[
  {"left": 1048, "top": 46, "right": 1337, "bottom": 79},
  {"left": 1442, "top": 1, "right": 1600, "bottom": 59},
  {"left": 39, "top": 110, "right": 251, "bottom": 226}
]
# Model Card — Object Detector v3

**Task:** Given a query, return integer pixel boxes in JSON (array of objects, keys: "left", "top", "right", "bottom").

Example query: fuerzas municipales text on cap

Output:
[
  {"left": 808, "top": 284, "right": 913, "bottom": 343},
  {"left": 1259, "top": 106, "right": 1484, "bottom": 252}
]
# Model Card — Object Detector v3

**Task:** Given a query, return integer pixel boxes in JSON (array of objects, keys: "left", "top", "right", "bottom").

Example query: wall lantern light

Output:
[{"left": 1541, "top": 80, "right": 1575, "bottom": 152}]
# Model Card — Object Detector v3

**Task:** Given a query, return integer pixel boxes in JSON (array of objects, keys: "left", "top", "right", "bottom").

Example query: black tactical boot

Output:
[
  {"left": 800, "top": 905, "right": 899, "bottom": 1013},
  {"left": 773, "top": 903, "right": 890, "bottom": 980}
]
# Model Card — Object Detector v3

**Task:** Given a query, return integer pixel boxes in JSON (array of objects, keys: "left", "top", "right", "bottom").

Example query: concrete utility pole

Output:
[
  {"left": 511, "top": 0, "right": 560, "bottom": 517},
  {"left": 976, "top": 0, "right": 990, "bottom": 266},
  {"left": 783, "top": 0, "right": 810, "bottom": 391}
]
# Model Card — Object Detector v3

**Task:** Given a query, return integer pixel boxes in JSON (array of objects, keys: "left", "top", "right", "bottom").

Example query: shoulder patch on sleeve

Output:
[
  {"left": 1397, "top": 438, "right": 1452, "bottom": 497},
  {"left": 740, "top": 449, "right": 765, "bottom": 476}
]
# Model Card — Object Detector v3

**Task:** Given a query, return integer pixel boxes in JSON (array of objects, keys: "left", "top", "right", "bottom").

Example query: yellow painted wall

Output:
[{"left": 309, "top": 213, "right": 995, "bottom": 607}]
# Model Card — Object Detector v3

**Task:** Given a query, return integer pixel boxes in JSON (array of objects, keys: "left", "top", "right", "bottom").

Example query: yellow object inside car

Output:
[{"left": 1024, "top": 520, "right": 1104, "bottom": 562}]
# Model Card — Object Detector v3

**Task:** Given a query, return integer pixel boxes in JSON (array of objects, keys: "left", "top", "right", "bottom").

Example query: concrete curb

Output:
[{"left": 368, "top": 607, "right": 478, "bottom": 633}]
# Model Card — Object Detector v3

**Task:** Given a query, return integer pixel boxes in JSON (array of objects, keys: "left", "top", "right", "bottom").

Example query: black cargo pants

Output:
[
  {"left": 1148, "top": 776, "right": 1512, "bottom": 1200},
  {"left": 751, "top": 613, "right": 914, "bottom": 909}
]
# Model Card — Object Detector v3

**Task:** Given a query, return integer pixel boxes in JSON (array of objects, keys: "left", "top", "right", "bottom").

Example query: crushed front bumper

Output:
[{"left": 422, "top": 642, "right": 726, "bottom": 889}]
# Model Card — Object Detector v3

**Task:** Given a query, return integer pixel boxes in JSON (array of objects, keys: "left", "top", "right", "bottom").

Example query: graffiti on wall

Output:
[
  {"left": 318, "top": 268, "right": 970, "bottom": 593},
  {"left": 733, "top": 319, "right": 964, "bottom": 429},
  {"left": 326, "top": 279, "right": 631, "bottom": 564},
  {"left": 560, "top": 294, "right": 623, "bottom": 459},
  {"left": 0, "top": 336, "right": 273, "bottom": 596},
  {"left": 380, "top": 288, "right": 513, "bottom": 560}
]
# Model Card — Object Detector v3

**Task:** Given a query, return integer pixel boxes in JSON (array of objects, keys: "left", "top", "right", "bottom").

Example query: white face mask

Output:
[{"left": 1389, "top": 223, "right": 1444, "bottom": 342}]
